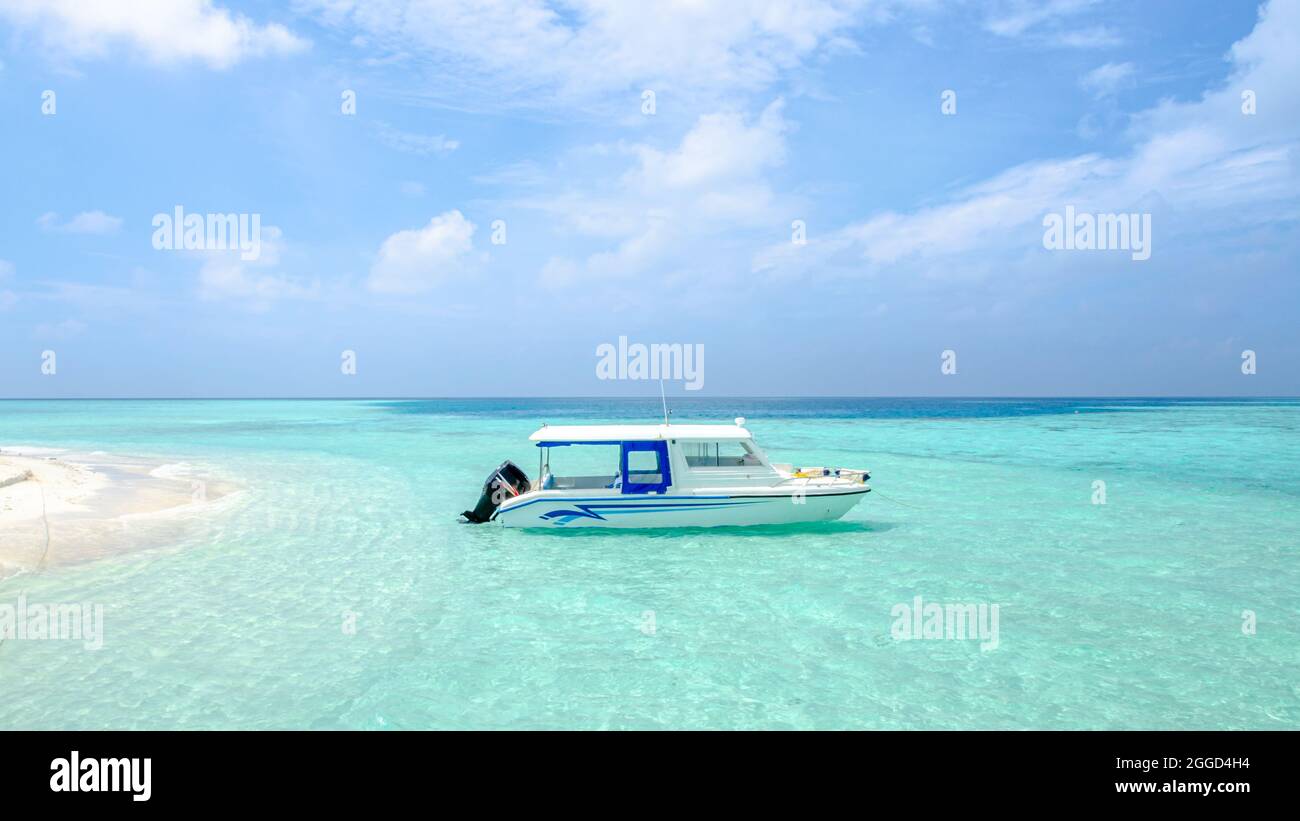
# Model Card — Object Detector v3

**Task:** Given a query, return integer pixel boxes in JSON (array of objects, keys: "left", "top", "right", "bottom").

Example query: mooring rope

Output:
[
  {"left": 869, "top": 488, "right": 925, "bottom": 509},
  {"left": 36, "top": 481, "right": 51, "bottom": 571}
]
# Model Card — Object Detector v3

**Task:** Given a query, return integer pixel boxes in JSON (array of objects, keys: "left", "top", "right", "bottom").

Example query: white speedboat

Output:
[{"left": 461, "top": 418, "right": 870, "bottom": 528}]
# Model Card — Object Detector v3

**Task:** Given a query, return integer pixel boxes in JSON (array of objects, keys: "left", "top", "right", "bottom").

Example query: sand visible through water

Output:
[{"left": 0, "top": 447, "right": 240, "bottom": 580}]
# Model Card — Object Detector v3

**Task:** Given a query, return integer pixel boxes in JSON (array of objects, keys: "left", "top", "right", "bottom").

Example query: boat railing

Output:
[{"left": 542, "top": 474, "right": 619, "bottom": 490}]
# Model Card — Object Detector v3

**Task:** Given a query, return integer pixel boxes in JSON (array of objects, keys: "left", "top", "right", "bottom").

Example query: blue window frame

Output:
[{"left": 619, "top": 441, "right": 672, "bottom": 494}]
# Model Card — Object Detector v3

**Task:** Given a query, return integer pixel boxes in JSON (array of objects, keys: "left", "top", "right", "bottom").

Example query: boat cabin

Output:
[{"left": 529, "top": 423, "right": 778, "bottom": 495}]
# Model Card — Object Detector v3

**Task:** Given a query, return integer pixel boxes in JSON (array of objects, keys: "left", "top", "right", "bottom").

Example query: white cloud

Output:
[
  {"left": 37, "top": 210, "right": 123, "bottom": 235},
  {"left": 984, "top": 0, "right": 1119, "bottom": 48},
  {"left": 198, "top": 227, "right": 318, "bottom": 310},
  {"left": 33, "top": 318, "right": 87, "bottom": 339},
  {"left": 1052, "top": 26, "right": 1122, "bottom": 49},
  {"left": 529, "top": 99, "right": 790, "bottom": 286},
  {"left": 368, "top": 210, "right": 478, "bottom": 294},
  {"left": 629, "top": 102, "right": 787, "bottom": 191},
  {"left": 473, "top": 160, "right": 548, "bottom": 188},
  {"left": 34, "top": 279, "right": 166, "bottom": 316},
  {"left": 300, "top": 0, "right": 872, "bottom": 108},
  {"left": 1080, "top": 61, "right": 1135, "bottom": 98},
  {"left": 756, "top": 0, "right": 1300, "bottom": 278},
  {"left": 373, "top": 121, "right": 459, "bottom": 155},
  {"left": 984, "top": 0, "right": 1096, "bottom": 37},
  {"left": 0, "top": 0, "right": 308, "bottom": 68},
  {"left": 198, "top": 261, "right": 315, "bottom": 308},
  {"left": 0, "top": 259, "right": 13, "bottom": 278}
]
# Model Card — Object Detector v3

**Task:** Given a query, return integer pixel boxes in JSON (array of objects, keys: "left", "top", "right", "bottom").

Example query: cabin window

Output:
[
  {"left": 682, "top": 441, "right": 759, "bottom": 468},
  {"left": 625, "top": 448, "right": 663, "bottom": 484},
  {"left": 620, "top": 441, "right": 672, "bottom": 494},
  {"left": 536, "top": 443, "right": 622, "bottom": 490}
]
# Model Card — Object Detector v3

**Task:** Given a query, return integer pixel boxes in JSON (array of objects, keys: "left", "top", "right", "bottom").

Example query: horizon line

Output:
[{"left": 2, "top": 395, "right": 1298, "bottom": 401}]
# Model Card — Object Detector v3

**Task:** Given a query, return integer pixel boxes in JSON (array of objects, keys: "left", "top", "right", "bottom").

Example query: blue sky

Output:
[{"left": 0, "top": 0, "right": 1296, "bottom": 397}]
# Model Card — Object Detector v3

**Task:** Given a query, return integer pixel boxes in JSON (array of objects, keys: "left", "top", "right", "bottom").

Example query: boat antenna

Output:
[{"left": 660, "top": 377, "right": 670, "bottom": 426}]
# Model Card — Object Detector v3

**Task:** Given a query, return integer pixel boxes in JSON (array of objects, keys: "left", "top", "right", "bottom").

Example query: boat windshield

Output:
[{"left": 681, "top": 440, "right": 760, "bottom": 468}]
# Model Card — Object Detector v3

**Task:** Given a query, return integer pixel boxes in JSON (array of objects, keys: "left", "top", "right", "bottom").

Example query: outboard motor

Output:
[{"left": 461, "top": 460, "right": 531, "bottom": 523}]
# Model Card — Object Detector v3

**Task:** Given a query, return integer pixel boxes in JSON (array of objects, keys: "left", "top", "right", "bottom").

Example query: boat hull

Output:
[{"left": 492, "top": 489, "right": 869, "bottom": 528}]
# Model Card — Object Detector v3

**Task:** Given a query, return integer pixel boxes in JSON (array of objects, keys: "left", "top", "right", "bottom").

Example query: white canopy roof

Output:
[{"left": 530, "top": 423, "right": 752, "bottom": 443}]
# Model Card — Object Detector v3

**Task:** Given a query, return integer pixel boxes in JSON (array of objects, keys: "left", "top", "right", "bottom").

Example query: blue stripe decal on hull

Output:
[
  {"left": 531, "top": 499, "right": 767, "bottom": 526},
  {"left": 499, "top": 494, "right": 730, "bottom": 513}
]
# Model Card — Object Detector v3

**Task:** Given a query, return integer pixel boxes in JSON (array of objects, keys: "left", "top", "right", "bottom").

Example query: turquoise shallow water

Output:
[{"left": 1, "top": 398, "right": 1297, "bottom": 729}]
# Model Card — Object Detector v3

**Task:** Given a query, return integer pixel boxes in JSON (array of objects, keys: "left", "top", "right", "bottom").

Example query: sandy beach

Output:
[{"left": 0, "top": 448, "right": 239, "bottom": 580}]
